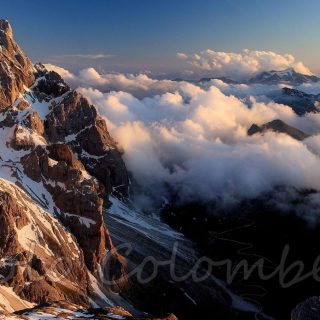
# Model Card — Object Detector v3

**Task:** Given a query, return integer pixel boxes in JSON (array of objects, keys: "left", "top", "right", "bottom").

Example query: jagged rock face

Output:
[
  {"left": 273, "top": 87, "right": 320, "bottom": 116},
  {"left": 24, "top": 111, "right": 45, "bottom": 136},
  {"left": 0, "top": 19, "right": 131, "bottom": 313},
  {"left": 0, "top": 179, "right": 89, "bottom": 309},
  {"left": 0, "top": 19, "right": 129, "bottom": 272},
  {"left": 43, "top": 88, "right": 129, "bottom": 195},
  {"left": 34, "top": 66, "right": 70, "bottom": 98},
  {"left": 0, "top": 20, "right": 34, "bottom": 107},
  {"left": 20, "top": 144, "right": 110, "bottom": 271}
]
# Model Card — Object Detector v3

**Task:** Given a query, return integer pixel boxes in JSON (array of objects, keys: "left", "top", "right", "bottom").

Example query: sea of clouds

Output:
[
  {"left": 176, "top": 49, "right": 312, "bottom": 81},
  {"left": 45, "top": 50, "right": 320, "bottom": 217}
]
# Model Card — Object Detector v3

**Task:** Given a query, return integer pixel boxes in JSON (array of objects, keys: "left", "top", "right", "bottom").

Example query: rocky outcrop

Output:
[
  {"left": 291, "top": 297, "right": 320, "bottom": 320},
  {"left": 0, "top": 20, "right": 34, "bottom": 107},
  {"left": 248, "top": 119, "right": 310, "bottom": 141},
  {"left": 273, "top": 87, "right": 320, "bottom": 116},
  {"left": 21, "top": 144, "right": 109, "bottom": 272},
  {"left": 0, "top": 179, "right": 90, "bottom": 308},
  {"left": 43, "top": 87, "right": 129, "bottom": 195},
  {"left": 34, "top": 65, "right": 70, "bottom": 98},
  {"left": 0, "top": 19, "right": 129, "bottom": 275},
  {"left": 24, "top": 111, "right": 45, "bottom": 136},
  {"left": 0, "top": 19, "right": 130, "bottom": 312}
]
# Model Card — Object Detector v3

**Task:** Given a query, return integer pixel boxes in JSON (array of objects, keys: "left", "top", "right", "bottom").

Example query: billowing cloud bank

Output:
[
  {"left": 49, "top": 63, "right": 320, "bottom": 217},
  {"left": 45, "top": 64, "right": 182, "bottom": 98},
  {"left": 177, "top": 49, "right": 312, "bottom": 80},
  {"left": 80, "top": 84, "right": 320, "bottom": 214}
]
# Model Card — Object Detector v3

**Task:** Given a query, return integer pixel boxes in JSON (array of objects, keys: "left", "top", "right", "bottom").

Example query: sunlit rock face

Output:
[
  {"left": 0, "top": 19, "right": 35, "bottom": 108},
  {"left": 0, "top": 19, "right": 130, "bottom": 315}
]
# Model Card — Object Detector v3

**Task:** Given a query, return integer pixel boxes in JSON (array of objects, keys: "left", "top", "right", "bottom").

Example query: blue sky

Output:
[{"left": 2, "top": 0, "right": 320, "bottom": 75}]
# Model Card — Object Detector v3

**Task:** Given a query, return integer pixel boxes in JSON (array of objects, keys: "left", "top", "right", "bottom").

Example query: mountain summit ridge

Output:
[
  {"left": 248, "top": 68, "right": 320, "bottom": 85},
  {"left": 0, "top": 19, "right": 35, "bottom": 107}
]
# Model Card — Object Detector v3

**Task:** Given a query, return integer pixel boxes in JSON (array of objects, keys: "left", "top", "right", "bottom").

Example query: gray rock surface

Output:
[{"left": 292, "top": 297, "right": 320, "bottom": 320}]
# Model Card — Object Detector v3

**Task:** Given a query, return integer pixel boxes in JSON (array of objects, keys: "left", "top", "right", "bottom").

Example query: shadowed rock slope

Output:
[{"left": 248, "top": 119, "right": 310, "bottom": 141}]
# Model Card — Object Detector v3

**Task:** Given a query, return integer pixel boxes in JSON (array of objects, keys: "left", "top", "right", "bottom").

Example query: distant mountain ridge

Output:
[
  {"left": 199, "top": 76, "right": 239, "bottom": 84},
  {"left": 174, "top": 69, "right": 320, "bottom": 116},
  {"left": 272, "top": 87, "right": 320, "bottom": 115},
  {"left": 248, "top": 68, "right": 320, "bottom": 85},
  {"left": 175, "top": 68, "right": 320, "bottom": 86}
]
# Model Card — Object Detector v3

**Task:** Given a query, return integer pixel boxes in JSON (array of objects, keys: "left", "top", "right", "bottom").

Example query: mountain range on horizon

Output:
[{"left": 190, "top": 67, "right": 320, "bottom": 85}]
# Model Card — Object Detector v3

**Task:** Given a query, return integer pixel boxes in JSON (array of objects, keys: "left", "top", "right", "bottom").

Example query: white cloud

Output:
[
  {"left": 46, "top": 62, "right": 320, "bottom": 214},
  {"left": 69, "top": 54, "right": 113, "bottom": 59},
  {"left": 177, "top": 49, "right": 312, "bottom": 80},
  {"left": 45, "top": 64, "right": 184, "bottom": 98},
  {"left": 176, "top": 52, "right": 188, "bottom": 59},
  {"left": 50, "top": 53, "right": 113, "bottom": 60},
  {"left": 78, "top": 80, "right": 320, "bottom": 213}
]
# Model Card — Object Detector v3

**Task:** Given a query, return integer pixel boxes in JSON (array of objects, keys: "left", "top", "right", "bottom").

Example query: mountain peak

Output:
[
  {"left": 0, "top": 19, "right": 34, "bottom": 107},
  {"left": 248, "top": 119, "right": 310, "bottom": 141},
  {"left": 0, "top": 19, "right": 13, "bottom": 38},
  {"left": 248, "top": 68, "right": 319, "bottom": 85},
  {"left": 267, "top": 67, "right": 295, "bottom": 75}
]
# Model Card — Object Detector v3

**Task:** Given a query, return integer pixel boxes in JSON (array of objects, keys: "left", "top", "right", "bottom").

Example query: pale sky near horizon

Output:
[{"left": 2, "top": 0, "right": 320, "bottom": 77}]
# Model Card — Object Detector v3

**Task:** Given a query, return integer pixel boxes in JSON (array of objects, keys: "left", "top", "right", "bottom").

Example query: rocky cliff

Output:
[
  {"left": 0, "top": 19, "right": 135, "bottom": 317},
  {"left": 0, "top": 19, "right": 34, "bottom": 107}
]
